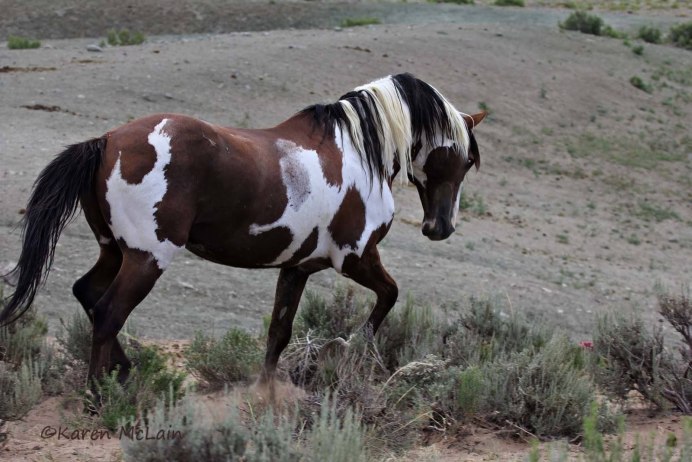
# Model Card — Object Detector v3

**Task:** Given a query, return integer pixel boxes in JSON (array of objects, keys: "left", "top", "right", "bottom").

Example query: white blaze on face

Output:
[
  {"left": 105, "top": 118, "right": 183, "bottom": 269},
  {"left": 249, "top": 128, "right": 395, "bottom": 272},
  {"left": 452, "top": 181, "right": 463, "bottom": 226}
]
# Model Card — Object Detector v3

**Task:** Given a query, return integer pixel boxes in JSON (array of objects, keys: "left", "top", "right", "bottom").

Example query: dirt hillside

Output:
[{"left": 1, "top": 1, "right": 691, "bottom": 461}]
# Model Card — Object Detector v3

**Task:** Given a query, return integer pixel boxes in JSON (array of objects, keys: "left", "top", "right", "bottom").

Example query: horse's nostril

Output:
[{"left": 422, "top": 222, "right": 434, "bottom": 235}]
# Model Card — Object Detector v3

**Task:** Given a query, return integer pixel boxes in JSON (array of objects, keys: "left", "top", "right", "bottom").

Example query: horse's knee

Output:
[
  {"left": 72, "top": 275, "right": 91, "bottom": 305},
  {"left": 381, "top": 283, "right": 398, "bottom": 306}
]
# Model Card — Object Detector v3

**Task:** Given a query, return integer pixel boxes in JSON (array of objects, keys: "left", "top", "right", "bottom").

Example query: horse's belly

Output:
[{"left": 186, "top": 197, "right": 392, "bottom": 271}]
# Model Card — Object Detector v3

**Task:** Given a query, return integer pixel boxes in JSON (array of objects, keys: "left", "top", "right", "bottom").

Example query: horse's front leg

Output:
[
  {"left": 260, "top": 266, "right": 312, "bottom": 384},
  {"left": 342, "top": 246, "right": 399, "bottom": 336}
]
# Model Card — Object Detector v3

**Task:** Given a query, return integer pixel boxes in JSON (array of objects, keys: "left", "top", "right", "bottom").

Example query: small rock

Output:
[
  {"left": 86, "top": 44, "right": 103, "bottom": 52},
  {"left": 164, "top": 93, "right": 173, "bottom": 99},
  {"left": 334, "top": 27, "right": 342, "bottom": 32}
]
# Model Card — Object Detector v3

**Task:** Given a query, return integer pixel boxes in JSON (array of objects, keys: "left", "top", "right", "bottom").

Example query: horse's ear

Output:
[{"left": 462, "top": 111, "right": 487, "bottom": 129}]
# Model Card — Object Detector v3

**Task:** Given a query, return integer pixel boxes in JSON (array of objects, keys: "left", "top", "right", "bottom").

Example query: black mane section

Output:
[
  {"left": 301, "top": 89, "right": 387, "bottom": 183},
  {"left": 391, "top": 73, "right": 455, "bottom": 148},
  {"left": 300, "top": 73, "right": 460, "bottom": 182}
]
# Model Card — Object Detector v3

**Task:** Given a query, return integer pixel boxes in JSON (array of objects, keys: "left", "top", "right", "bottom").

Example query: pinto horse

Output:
[{"left": 1, "top": 73, "right": 485, "bottom": 386}]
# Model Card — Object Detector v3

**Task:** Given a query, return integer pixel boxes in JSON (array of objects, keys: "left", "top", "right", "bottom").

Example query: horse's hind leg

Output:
[
  {"left": 72, "top": 242, "right": 133, "bottom": 382},
  {"left": 88, "top": 250, "right": 163, "bottom": 385},
  {"left": 72, "top": 195, "right": 132, "bottom": 381}
]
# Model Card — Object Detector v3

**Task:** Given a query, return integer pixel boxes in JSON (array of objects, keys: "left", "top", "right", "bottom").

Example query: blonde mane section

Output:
[{"left": 338, "top": 75, "right": 470, "bottom": 184}]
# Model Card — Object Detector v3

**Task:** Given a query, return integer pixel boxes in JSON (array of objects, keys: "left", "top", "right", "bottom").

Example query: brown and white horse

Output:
[{"left": 1, "top": 73, "right": 485, "bottom": 387}]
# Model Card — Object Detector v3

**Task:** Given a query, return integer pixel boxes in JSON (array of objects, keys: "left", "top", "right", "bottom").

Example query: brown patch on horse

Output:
[
  {"left": 283, "top": 227, "right": 319, "bottom": 266},
  {"left": 105, "top": 117, "right": 165, "bottom": 184},
  {"left": 187, "top": 225, "right": 294, "bottom": 267},
  {"left": 328, "top": 186, "right": 366, "bottom": 250}
]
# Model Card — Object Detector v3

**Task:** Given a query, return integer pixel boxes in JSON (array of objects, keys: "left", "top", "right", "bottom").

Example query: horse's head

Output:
[{"left": 410, "top": 111, "right": 486, "bottom": 241}]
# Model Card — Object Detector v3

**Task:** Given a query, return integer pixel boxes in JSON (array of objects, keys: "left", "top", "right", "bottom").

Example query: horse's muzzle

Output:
[{"left": 421, "top": 220, "right": 455, "bottom": 241}]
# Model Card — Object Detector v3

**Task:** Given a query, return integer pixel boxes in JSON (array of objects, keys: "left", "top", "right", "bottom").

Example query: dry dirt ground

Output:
[{"left": 1, "top": 0, "right": 691, "bottom": 460}]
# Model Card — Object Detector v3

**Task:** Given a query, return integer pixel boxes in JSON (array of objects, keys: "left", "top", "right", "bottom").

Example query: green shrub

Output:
[
  {"left": 340, "top": 17, "right": 381, "bottom": 28},
  {"left": 106, "top": 28, "right": 145, "bottom": 46},
  {"left": 478, "top": 335, "right": 606, "bottom": 438},
  {"left": 495, "top": 0, "right": 524, "bottom": 6},
  {"left": 0, "top": 359, "right": 43, "bottom": 420},
  {"left": 296, "top": 286, "right": 364, "bottom": 340},
  {"left": 602, "top": 25, "right": 626, "bottom": 39},
  {"left": 591, "top": 293, "right": 692, "bottom": 414},
  {"left": 560, "top": 11, "right": 604, "bottom": 36},
  {"left": 7, "top": 35, "right": 40, "bottom": 49},
  {"left": 638, "top": 25, "right": 662, "bottom": 44},
  {"left": 185, "top": 327, "right": 262, "bottom": 388},
  {"left": 592, "top": 314, "right": 670, "bottom": 408},
  {"left": 669, "top": 22, "right": 692, "bottom": 50},
  {"left": 88, "top": 344, "right": 186, "bottom": 430},
  {"left": 0, "top": 307, "right": 47, "bottom": 366},
  {"left": 120, "top": 391, "right": 366, "bottom": 462},
  {"left": 632, "top": 44, "right": 644, "bottom": 55},
  {"left": 432, "top": 0, "right": 474, "bottom": 4},
  {"left": 630, "top": 75, "right": 653, "bottom": 93},
  {"left": 57, "top": 309, "right": 92, "bottom": 364},
  {"left": 310, "top": 395, "right": 367, "bottom": 462},
  {"left": 442, "top": 297, "right": 549, "bottom": 367},
  {"left": 376, "top": 296, "right": 444, "bottom": 370},
  {"left": 455, "top": 366, "right": 484, "bottom": 416},
  {"left": 0, "top": 294, "right": 52, "bottom": 420}
]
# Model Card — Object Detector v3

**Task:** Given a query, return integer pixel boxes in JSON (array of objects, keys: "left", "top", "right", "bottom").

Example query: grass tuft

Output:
[
  {"left": 184, "top": 327, "right": 263, "bottom": 388},
  {"left": 88, "top": 344, "right": 186, "bottom": 430},
  {"left": 106, "top": 28, "right": 145, "bottom": 46},
  {"left": 638, "top": 25, "right": 662, "bottom": 44},
  {"left": 340, "top": 17, "right": 381, "bottom": 28},
  {"left": 495, "top": 0, "right": 524, "bottom": 6},
  {"left": 560, "top": 11, "right": 604, "bottom": 36},
  {"left": 630, "top": 75, "right": 653, "bottom": 93},
  {"left": 7, "top": 35, "right": 40, "bottom": 49},
  {"left": 669, "top": 22, "right": 692, "bottom": 50}
]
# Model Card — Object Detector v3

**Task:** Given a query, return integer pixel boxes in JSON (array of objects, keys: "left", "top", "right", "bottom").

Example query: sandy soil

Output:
[
  {"left": 0, "top": 1, "right": 691, "bottom": 459},
  {"left": 1, "top": 2, "right": 690, "bottom": 340}
]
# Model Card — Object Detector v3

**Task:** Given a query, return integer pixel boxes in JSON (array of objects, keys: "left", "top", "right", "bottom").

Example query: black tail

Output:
[{"left": 1, "top": 137, "right": 105, "bottom": 326}]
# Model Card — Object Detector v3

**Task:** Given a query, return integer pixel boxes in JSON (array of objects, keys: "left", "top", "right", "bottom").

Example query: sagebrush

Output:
[{"left": 185, "top": 327, "right": 263, "bottom": 388}]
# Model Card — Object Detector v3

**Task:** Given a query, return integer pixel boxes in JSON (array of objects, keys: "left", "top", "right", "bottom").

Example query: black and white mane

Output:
[{"left": 301, "top": 73, "right": 473, "bottom": 181}]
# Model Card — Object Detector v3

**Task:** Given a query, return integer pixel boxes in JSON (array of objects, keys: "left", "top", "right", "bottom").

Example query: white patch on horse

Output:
[
  {"left": 452, "top": 181, "right": 463, "bottom": 225},
  {"left": 105, "top": 118, "right": 183, "bottom": 269},
  {"left": 249, "top": 130, "right": 395, "bottom": 272},
  {"left": 277, "top": 140, "right": 311, "bottom": 211},
  {"left": 98, "top": 235, "right": 111, "bottom": 245}
]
